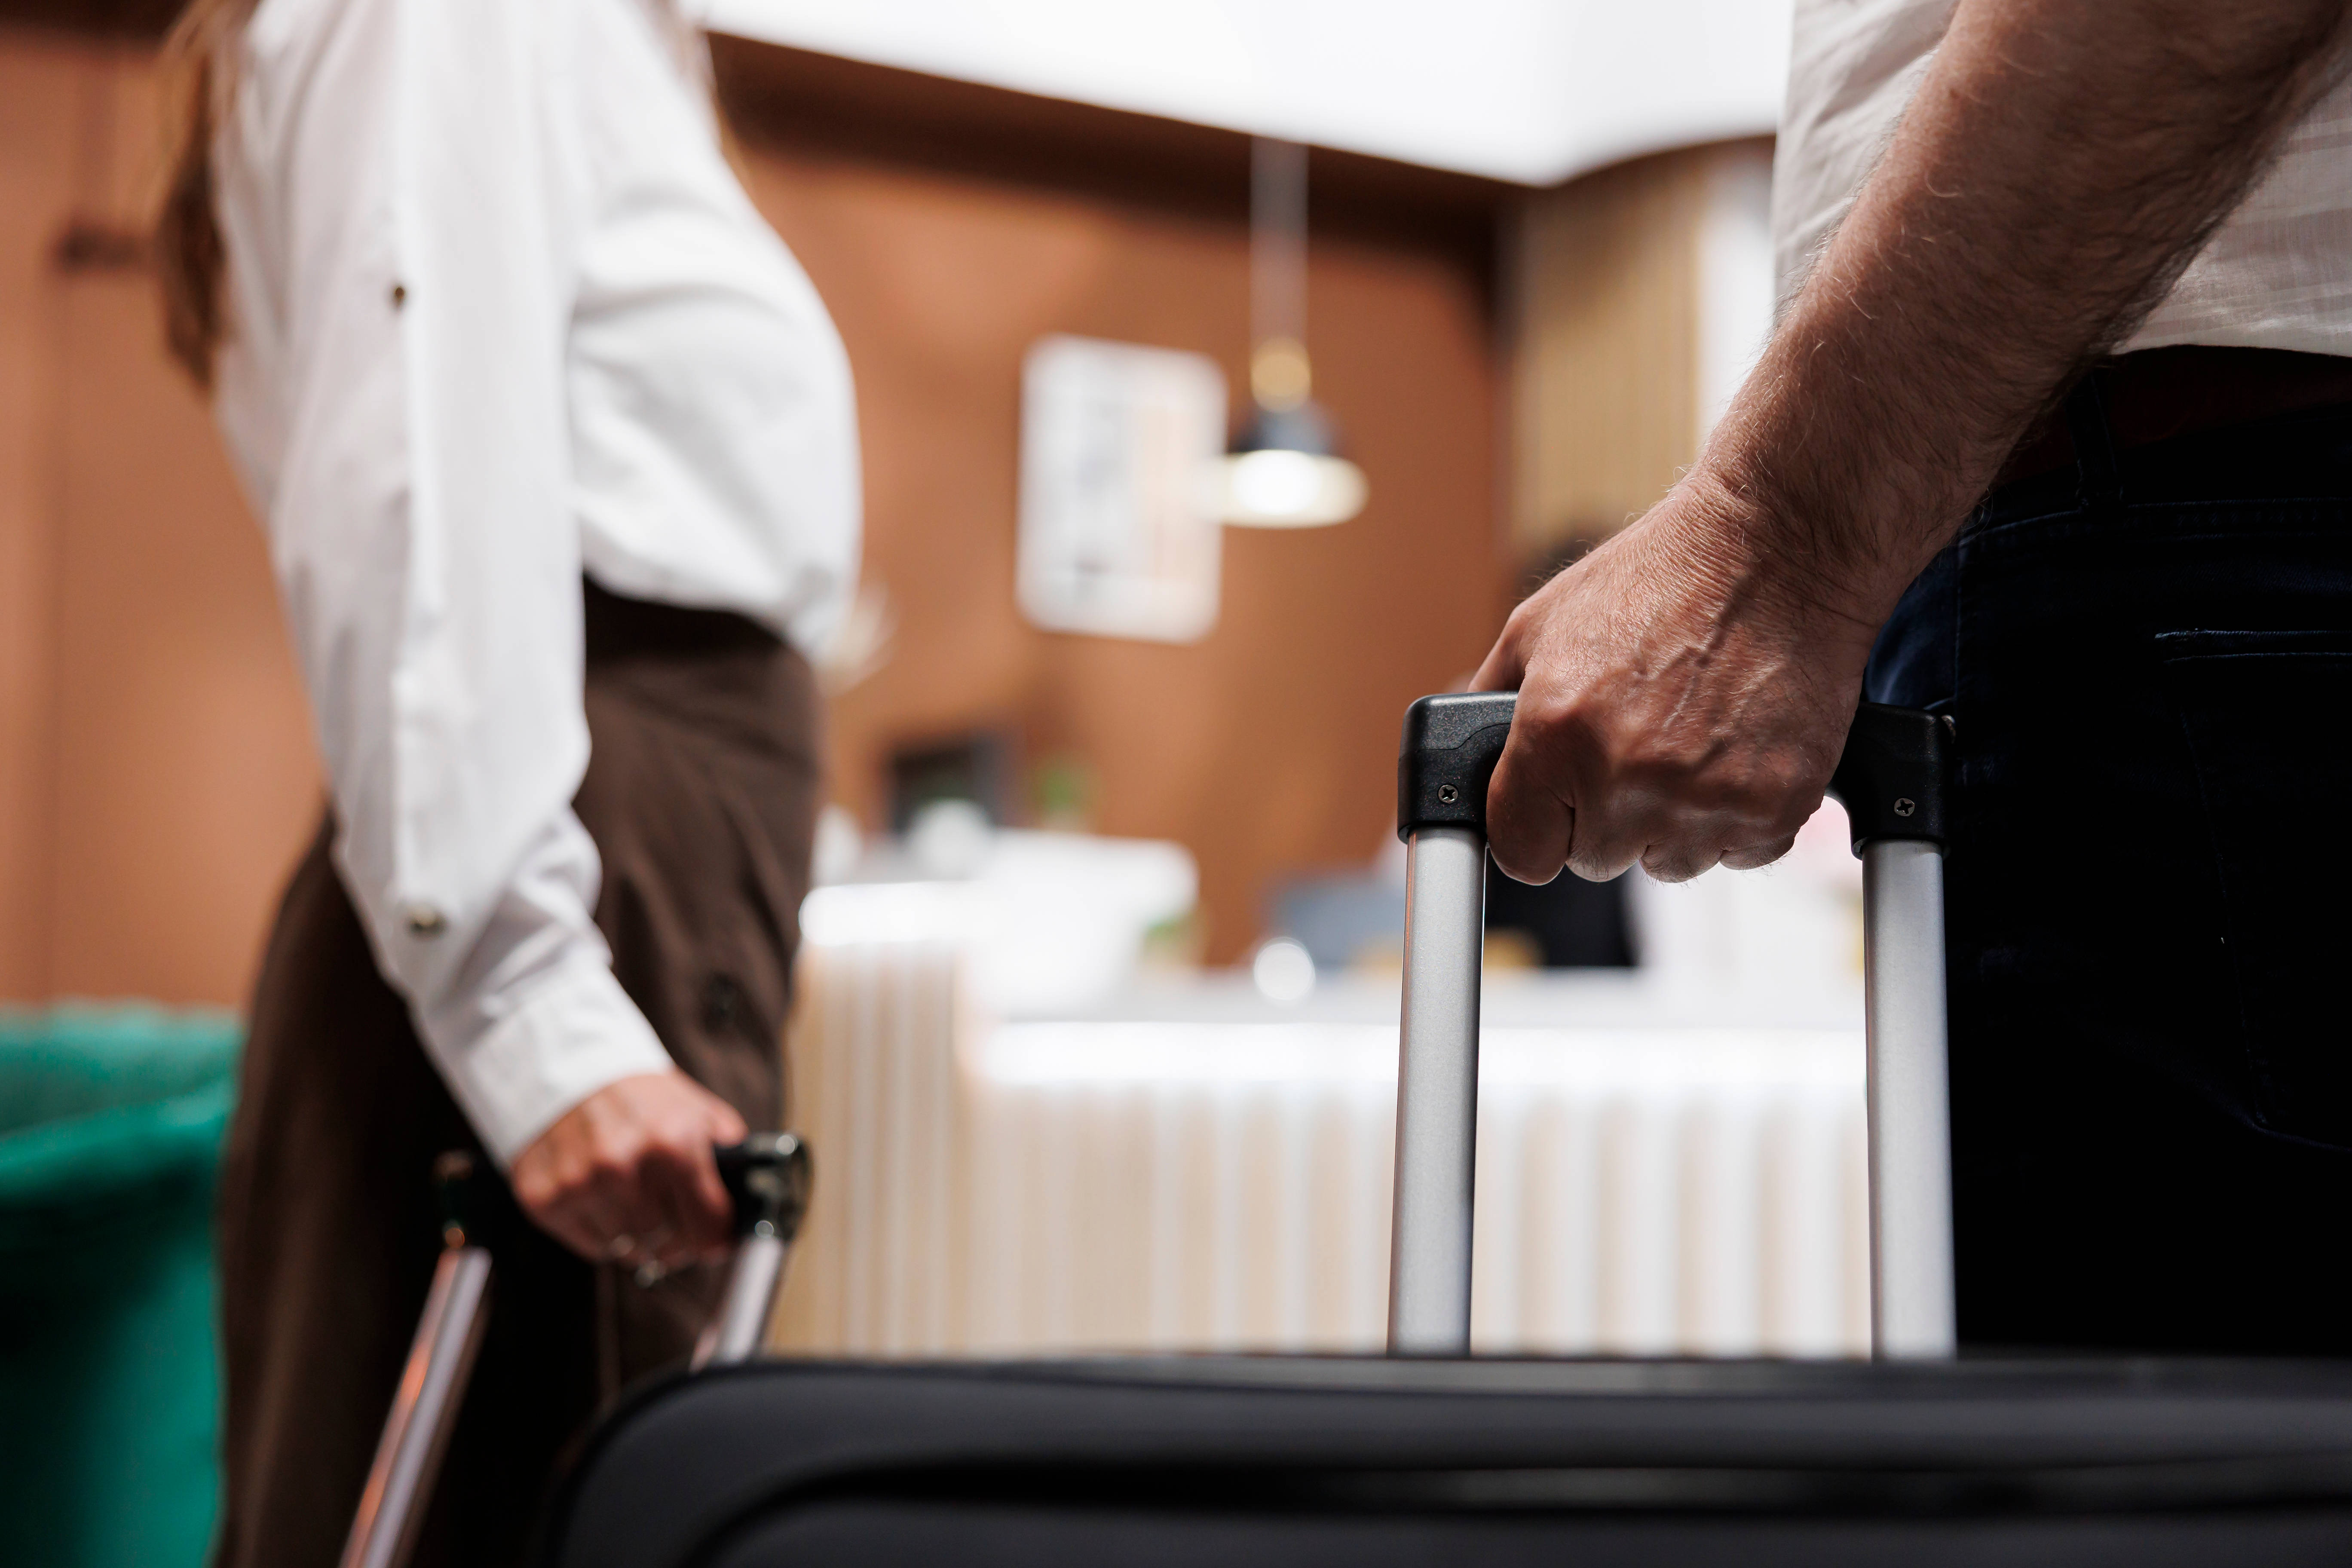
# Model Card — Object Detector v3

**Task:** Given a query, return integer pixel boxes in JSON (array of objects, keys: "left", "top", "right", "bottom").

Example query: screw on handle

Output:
[
  {"left": 1826, "top": 704, "right": 1953, "bottom": 857},
  {"left": 713, "top": 1133, "right": 814, "bottom": 1243}
]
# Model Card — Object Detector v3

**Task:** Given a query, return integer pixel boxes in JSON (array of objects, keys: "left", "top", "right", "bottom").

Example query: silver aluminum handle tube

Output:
[
  {"left": 1828, "top": 701, "right": 1959, "bottom": 1361},
  {"left": 1387, "top": 824, "right": 1487, "bottom": 1354},
  {"left": 692, "top": 1231, "right": 793, "bottom": 1369},
  {"left": 339, "top": 1241, "right": 493, "bottom": 1568},
  {"left": 1387, "top": 691, "right": 1515, "bottom": 1356},
  {"left": 1863, "top": 838, "right": 1957, "bottom": 1359}
]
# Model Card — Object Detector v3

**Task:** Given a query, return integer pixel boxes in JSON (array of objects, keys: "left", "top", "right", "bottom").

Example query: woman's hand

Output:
[
  {"left": 509, "top": 1071, "right": 747, "bottom": 1270},
  {"left": 1472, "top": 475, "right": 1879, "bottom": 887}
]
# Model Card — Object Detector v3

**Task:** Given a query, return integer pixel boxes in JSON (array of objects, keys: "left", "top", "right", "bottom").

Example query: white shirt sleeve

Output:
[{"left": 243, "top": 0, "right": 674, "bottom": 1164}]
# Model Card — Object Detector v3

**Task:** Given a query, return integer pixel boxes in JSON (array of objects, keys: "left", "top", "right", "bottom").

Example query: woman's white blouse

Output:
[{"left": 210, "top": 0, "right": 860, "bottom": 1162}]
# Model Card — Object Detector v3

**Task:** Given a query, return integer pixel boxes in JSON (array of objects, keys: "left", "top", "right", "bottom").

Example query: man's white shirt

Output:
[{"left": 1774, "top": 0, "right": 2352, "bottom": 355}]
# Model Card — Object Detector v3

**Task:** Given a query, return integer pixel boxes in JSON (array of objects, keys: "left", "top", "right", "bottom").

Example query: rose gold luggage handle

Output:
[
  {"left": 1384, "top": 695, "right": 1955, "bottom": 1361},
  {"left": 342, "top": 1134, "right": 815, "bottom": 1568},
  {"left": 340, "top": 1152, "right": 494, "bottom": 1568}
]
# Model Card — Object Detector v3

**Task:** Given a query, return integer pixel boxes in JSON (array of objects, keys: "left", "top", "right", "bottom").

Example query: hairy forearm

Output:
[{"left": 1703, "top": 0, "right": 2352, "bottom": 628}]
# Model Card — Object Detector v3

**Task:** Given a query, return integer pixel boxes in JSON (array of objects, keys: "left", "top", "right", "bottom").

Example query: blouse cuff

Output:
[{"left": 424, "top": 955, "right": 678, "bottom": 1167}]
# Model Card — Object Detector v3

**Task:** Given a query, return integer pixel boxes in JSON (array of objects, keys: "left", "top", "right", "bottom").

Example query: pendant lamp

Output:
[{"left": 1218, "top": 139, "right": 1367, "bottom": 528}]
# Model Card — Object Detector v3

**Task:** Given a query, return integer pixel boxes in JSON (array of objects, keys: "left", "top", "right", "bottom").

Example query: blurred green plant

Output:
[{"left": 0, "top": 1005, "right": 242, "bottom": 1568}]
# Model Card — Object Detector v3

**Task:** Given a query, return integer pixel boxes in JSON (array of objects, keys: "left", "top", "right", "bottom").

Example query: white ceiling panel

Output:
[{"left": 699, "top": 0, "right": 1790, "bottom": 187}]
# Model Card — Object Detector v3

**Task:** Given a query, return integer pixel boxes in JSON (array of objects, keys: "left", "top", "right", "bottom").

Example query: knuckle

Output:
[
  {"left": 591, "top": 1125, "right": 647, "bottom": 1174},
  {"left": 1519, "top": 688, "right": 1594, "bottom": 747},
  {"left": 545, "top": 1154, "right": 596, "bottom": 1200}
]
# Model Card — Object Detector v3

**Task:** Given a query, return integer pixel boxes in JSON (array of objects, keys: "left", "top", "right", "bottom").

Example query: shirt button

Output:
[{"left": 403, "top": 904, "right": 447, "bottom": 938}]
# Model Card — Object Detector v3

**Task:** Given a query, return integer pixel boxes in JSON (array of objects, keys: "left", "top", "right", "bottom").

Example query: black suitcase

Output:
[{"left": 543, "top": 698, "right": 2352, "bottom": 1567}]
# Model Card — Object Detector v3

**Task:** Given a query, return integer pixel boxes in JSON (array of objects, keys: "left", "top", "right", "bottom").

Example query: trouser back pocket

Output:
[{"left": 2160, "top": 629, "right": 2352, "bottom": 1148}]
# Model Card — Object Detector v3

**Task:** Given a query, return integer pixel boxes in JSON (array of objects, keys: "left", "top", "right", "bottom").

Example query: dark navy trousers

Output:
[{"left": 1866, "top": 384, "right": 2352, "bottom": 1354}]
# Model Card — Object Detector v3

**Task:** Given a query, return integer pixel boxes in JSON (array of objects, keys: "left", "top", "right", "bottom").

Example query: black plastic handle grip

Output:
[
  {"left": 1396, "top": 691, "right": 1517, "bottom": 841},
  {"left": 1825, "top": 704, "right": 1951, "bottom": 856},
  {"left": 426, "top": 1137, "right": 815, "bottom": 1253},
  {"left": 1396, "top": 692, "right": 1948, "bottom": 857},
  {"left": 432, "top": 1150, "right": 485, "bottom": 1250},
  {"left": 714, "top": 1133, "right": 814, "bottom": 1242}
]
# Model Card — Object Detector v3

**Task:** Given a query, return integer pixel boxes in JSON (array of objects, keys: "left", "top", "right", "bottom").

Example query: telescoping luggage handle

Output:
[
  {"left": 1388, "top": 693, "right": 1955, "bottom": 1361},
  {"left": 691, "top": 1134, "right": 815, "bottom": 1369},
  {"left": 337, "top": 1153, "right": 495, "bottom": 1568},
  {"left": 338, "top": 1134, "right": 814, "bottom": 1568}
]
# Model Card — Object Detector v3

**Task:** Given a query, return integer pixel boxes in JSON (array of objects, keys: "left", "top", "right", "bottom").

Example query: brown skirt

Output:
[{"left": 212, "top": 583, "right": 821, "bottom": 1568}]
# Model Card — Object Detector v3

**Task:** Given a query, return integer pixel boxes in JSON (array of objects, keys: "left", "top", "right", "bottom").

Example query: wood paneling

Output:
[
  {"left": 0, "top": 33, "right": 83, "bottom": 998},
  {"left": 725, "top": 45, "right": 1511, "bottom": 964},
  {"left": 1512, "top": 143, "right": 1735, "bottom": 558},
  {"left": 43, "top": 257, "right": 321, "bottom": 1001},
  {"left": 746, "top": 142, "right": 1504, "bottom": 959},
  {"left": 0, "top": 37, "right": 320, "bottom": 1004}
]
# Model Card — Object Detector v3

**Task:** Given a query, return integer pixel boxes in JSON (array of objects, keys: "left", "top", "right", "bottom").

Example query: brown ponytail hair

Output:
[{"left": 156, "top": 0, "right": 256, "bottom": 390}]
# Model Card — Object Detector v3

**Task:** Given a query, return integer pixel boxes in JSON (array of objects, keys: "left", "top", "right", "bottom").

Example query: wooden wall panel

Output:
[
  {"left": 0, "top": 34, "right": 82, "bottom": 999},
  {"left": 0, "top": 36, "right": 320, "bottom": 1006},
  {"left": 43, "top": 260, "right": 321, "bottom": 1002},
  {"left": 747, "top": 147, "right": 1501, "bottom": 959},
  {"left": 729, "top": 49, "right": 1509, "bottom": 964},
  {"left": 1512, "top": 142, "right": 1767, "bottom": 560}
]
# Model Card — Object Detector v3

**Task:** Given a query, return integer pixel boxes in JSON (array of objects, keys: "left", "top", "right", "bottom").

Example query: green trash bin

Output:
[{"left": 0, "top": 1005, "right": 242, "bottom": 1568}]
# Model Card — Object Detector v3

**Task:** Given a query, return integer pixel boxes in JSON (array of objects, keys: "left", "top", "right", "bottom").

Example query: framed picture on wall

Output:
[{"left": 1017, "top": 334, "right": 1226, "bottom": 643}]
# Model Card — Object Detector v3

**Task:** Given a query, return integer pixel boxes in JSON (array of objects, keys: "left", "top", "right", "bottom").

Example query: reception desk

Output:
[{"left": 772, "top": 904, "right": 1868, "bottom": 1359}]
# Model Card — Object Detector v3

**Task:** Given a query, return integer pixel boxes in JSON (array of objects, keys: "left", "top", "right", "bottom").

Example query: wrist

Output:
[
  {"left": 420, "top": 954, "right": 677, "bottom": 1167},
  {"left": 1685, "top": 318, "right": 1984, "bottom": 644},
  {"left": 1661, "top": 459, "right": 1890, "bottom": 658}
]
